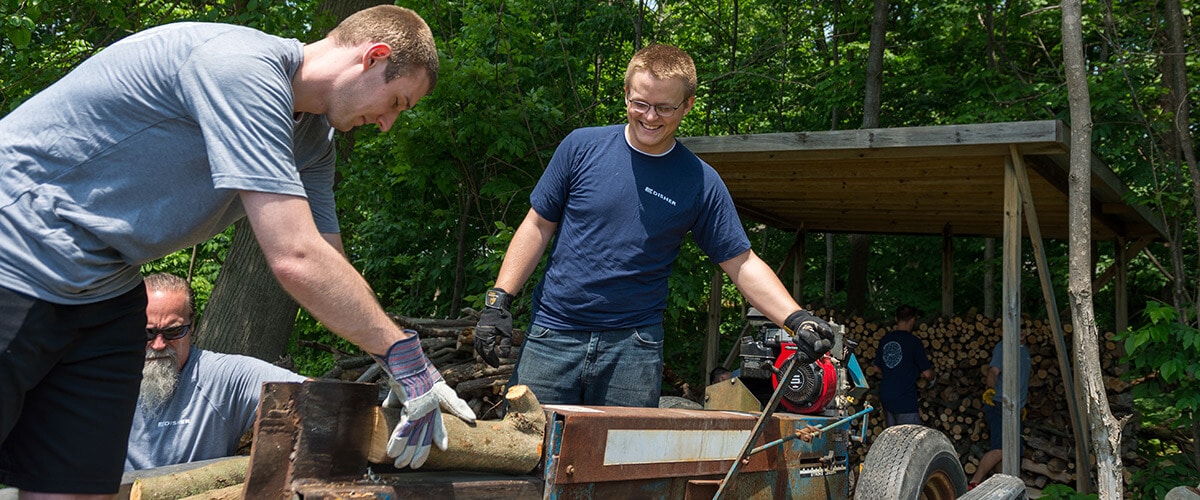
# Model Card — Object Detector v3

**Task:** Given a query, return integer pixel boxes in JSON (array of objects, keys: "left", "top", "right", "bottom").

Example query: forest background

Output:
[{"left": 1, "top": 0, "right": 1197, "bottom": 495}]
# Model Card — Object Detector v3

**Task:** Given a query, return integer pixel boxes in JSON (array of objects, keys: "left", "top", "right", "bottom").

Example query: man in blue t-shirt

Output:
[
  {"left": 0, "top": 7, "right": 472, "bottom": 496},
  {"left": 873, "top": 304, "right": 934, "bottom": 426},
  {"left": 472, "top": 44, "right": 834, "bottom": 408}
]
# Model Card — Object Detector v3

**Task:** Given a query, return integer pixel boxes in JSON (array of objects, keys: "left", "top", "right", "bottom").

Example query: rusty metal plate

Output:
[{"left": 543, "top": 405, "right": 799, "bottom": 485}]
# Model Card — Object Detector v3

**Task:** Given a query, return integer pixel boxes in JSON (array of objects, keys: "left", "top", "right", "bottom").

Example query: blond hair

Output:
[
  {"left": 328, "top": 5, "right": 439, "bottom": 88},
  {"left": 624, "top": 44, "right": 697, "bottom": 98}
]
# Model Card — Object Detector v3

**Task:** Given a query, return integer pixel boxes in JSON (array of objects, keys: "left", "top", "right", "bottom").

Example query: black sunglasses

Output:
[{"left": 146, "top": 324, "right": 191, "bottom": 341}]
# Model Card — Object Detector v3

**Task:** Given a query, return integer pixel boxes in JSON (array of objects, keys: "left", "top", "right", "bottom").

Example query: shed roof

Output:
[{"left": 679, "top": 120, "right": 1164, "bottom": 241}]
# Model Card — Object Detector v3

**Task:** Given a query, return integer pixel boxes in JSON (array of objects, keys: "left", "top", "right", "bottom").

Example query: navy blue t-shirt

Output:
[
  {"left": 873, "top": 330, "right": 933, "bottom": 414},
  {"left": 528, "top": 125, "right": 750, "bottom": 330}
]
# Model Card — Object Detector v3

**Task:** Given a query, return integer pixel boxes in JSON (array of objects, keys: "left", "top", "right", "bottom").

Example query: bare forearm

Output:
[
  {"left": 242, "top": 191, "right": 406, "bottom": 355},
  {"left": 494, "top": 209, "right": 556, "bottom": 294},
  {"left": 270, "top": 247, "right": 404, "bottom": 355},
  {"left": 986, "top": 367, "right": 1000, "bottom": 388}
]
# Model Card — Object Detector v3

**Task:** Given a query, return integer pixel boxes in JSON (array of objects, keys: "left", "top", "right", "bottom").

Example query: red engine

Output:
[{"left": 771, "top": 344, "right": 837, "bottom": 413}]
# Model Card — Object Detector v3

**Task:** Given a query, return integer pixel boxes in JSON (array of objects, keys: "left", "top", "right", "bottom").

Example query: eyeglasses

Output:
[
  {"left": 146, "top": 324, "right": 191, "bottom": 341},
  {"left": 626, "top": 97, "right": 687, "bottom": 117}
]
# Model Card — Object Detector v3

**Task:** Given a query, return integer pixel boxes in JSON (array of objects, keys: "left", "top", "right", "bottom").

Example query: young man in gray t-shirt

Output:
[{"left": 0, "top": 6, "right": 473, "bottom": 495}]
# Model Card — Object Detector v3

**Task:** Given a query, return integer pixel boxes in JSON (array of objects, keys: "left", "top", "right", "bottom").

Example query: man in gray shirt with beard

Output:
[{"left": 125, "top": 273, "right": 305, "bottom": 471}]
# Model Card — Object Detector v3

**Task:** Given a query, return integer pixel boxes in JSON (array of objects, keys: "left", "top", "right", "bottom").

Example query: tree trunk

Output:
[
  {"left": 1162, "top": 0, "right": 1200, "bottom": 324},
  {"left": 1163, "top": 0, "right": 1200, "bottom": 473},
  {"left": 862, "top": 0, "right": 887, "bottom": 130},
  {"left": 194, "top": 219, "right": 297, "bottom": 362},
  {"left": 843, "top": 0, "right": 888, "bottom": 317},
  {"left": 1062, "top": 1, "right": 1122, "bottom": 496}
]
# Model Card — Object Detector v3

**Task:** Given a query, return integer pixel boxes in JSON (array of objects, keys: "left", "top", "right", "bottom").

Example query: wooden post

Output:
[
  {"left": 942, "top": 224, "right": 954, "bottom": 316},
  {"left": 1001, "top": 154, "right": 1022, "bottom": 477},
  {"left": 824, "top": 235, "right": 835, "bottom": 308},
  {"left": 1011, "top": 145, "right": 1092, "bottom": 489},
  {"left": 704, "top": 267, "right": 723, "bottom": 383},
  {"left": 792, "top": 230, "right": 806, "bottom": 305},
  {"left": 984, "top": 238, "right": 995, "bottom": 318}
]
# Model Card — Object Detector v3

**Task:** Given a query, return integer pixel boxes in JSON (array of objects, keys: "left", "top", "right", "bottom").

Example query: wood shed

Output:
[{"left": 678, "top": 119, "right": 1167, "bottom": 491}]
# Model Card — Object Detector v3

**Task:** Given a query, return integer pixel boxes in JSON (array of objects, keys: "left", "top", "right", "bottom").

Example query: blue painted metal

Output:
[{"left": 845, "top": 353, "right": 871, "bottom": 404}]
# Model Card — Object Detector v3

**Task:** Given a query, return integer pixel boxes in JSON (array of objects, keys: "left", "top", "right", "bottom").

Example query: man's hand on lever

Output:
[{"left": 783, "top": 310, "right": 834, "bottom": 362}]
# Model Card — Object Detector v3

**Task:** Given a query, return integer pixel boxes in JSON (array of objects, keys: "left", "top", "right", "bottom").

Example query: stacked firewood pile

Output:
[
  {"left": 309, "top": 312, "right": 519, "bottom": 420},
  {"left": 819, "top": 309, "right": 1136, "bottom": 490}
]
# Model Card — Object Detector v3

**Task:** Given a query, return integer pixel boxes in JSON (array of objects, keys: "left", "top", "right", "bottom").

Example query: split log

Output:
[
  {"left": 1026, "top": 434, "right": 1072, "bottom": 462},
  {"left": 129, "top": 456, "right": 250, "bottom": 500},
  {"left": 369, "top": 384, "right": 545, "bottom": 474},
  {"left": 1021, "top": 458, "right": 1073, "bottom": 484}
]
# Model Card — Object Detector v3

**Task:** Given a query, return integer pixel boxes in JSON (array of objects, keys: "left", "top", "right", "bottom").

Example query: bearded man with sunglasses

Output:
[
  {"left": 474, "top": 45, "right": 832, "bottom": 408},
  {"left": 123, "top": 273, "right": 305, "bottom": 472}
]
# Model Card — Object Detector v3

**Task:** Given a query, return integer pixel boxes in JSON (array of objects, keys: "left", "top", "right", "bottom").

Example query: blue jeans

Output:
[
  {"left": 885, "top": 411, "right": 922, "bottom": 427},
  {"left": 510, "top": 324, "right": 664, "bottom": 407},
  {"left": 984, "top": 403, "right": 1024, "bottom": 454}
]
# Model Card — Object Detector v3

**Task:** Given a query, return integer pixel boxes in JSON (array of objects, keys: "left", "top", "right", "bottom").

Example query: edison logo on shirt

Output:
[
  {"left": 156, "top": 418, "right": 192, "bottom": 428},
  {"left": 644, "top": 186, "right": 677, "bottom": 206}
]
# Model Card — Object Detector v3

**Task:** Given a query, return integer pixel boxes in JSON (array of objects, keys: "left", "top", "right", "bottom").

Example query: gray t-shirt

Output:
[
  {"left": 0, "top": 22, "right": 337, "bottom": 304},
  {"left": 124, "top": 348, "right": 306, "bottom": 471}
]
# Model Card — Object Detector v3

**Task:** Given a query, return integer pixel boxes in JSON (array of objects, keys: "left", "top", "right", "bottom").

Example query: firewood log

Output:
[
  {"left": 178, "top": 483, "right": 243, "bottom": 500},
  {"left": 369, "top": 384, "right": 545, "bottom": 474},
  {"left": 128, "top": 456, "right": 249, "bottom": 500},
  {"left": 1022, "top": 458, "right": 1073, "bottom": 484}
]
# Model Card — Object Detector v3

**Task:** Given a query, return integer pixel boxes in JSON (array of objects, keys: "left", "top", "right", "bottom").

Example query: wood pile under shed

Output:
[
  {"left": 313, "top": 312, "right": 522, "bottom": 421},
  {"left": 827, "top": 309, "right": 1137, "bottom": 490}
]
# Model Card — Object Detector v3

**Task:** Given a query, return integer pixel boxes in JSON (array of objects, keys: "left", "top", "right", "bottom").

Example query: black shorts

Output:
[{"left": 0, "top": 284, "right": 147, "bottom": 494}]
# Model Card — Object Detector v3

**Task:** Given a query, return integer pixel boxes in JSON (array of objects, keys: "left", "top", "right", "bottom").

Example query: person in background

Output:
[
  {"left": 872, "top": 304, "right": 934, "bottom": 426},
  {"left": 969, "top": 323, "right": 1032, "bottom": 489},
  {"left": 472, "top": 44, "right": 833, "bottom": 408},
  {"left": 0, "top": 6, "right": 470, "bottom": 498},
  {"left": 709, "top": 367, "right": 733, "bottom": 385},
  {"left": 125, "top": 273, "right": 307, "bottom": 471}
]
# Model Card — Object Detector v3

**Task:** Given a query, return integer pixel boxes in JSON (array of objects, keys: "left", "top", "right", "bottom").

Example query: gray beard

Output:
[{"left": 139, "top": 348, "right": 179, "bottom": 412}]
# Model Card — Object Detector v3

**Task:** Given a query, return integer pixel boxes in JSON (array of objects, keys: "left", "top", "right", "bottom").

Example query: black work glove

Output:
[
  {"left": 783, "top": 310, "right": 834, "bottom": 362},
  {"left": 474, "top": 287, "right": 514, "bottom": 368}
]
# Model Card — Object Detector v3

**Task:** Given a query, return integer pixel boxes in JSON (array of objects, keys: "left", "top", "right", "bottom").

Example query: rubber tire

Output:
[{"left": 854, "top": 424, "right": 968, "bottom": 500}]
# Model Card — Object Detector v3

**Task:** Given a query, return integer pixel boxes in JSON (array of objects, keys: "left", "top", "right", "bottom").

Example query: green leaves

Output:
[
  {"left": 1117, "top": 301, "right": 1199, "bottom": 385},
  {"left": 4, "top": 13, "right": 33, "bottom": 49}
]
